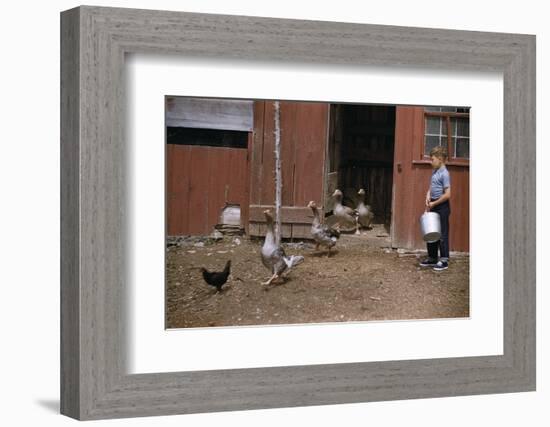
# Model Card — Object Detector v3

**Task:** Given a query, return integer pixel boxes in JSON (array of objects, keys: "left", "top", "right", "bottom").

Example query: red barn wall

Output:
[
  {"left": 391, "top": 106, "right": 470, "bottom": 252},
  {"left": 166, "top": 142, "right": 250, "bottom": 236}
]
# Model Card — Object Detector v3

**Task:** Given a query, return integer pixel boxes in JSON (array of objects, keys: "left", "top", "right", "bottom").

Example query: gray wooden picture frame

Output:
[{"left": 60, "top": 5, "right": 536, "bottom": 421}]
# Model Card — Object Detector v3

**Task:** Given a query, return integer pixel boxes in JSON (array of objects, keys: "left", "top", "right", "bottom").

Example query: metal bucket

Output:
[{"left": 420, "top": 211, "right": 441, "bottom": 243}]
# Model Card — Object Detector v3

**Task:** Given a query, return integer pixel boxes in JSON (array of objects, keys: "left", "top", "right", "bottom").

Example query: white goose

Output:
[
  {"left": 332, "top": 189, "right": 359, "bottom": 234},
  {"left": 260, "top": 210, "right": 304, "bottom": 286},
  {"left": 357, "top": 188, "right": 375, "bottom": 233}
]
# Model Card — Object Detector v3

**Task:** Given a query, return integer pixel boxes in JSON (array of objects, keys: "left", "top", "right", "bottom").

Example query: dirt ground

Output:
[{"left": 166, "top": 225, "right": 469, "bottom": 329}]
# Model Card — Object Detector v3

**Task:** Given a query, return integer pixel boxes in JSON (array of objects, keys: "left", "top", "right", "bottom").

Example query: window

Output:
[
  {"left": 166, "top": 127, "right": 248, "bottom": 149},
  {"left": 424, "top": 106, "right": 470, "bottom": 161},
  {"left": 165, "top": 97, "right": 253, "bottom": 149}
]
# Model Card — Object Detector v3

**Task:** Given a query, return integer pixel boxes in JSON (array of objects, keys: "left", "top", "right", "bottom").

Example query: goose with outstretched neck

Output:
[{"left": 260, "top": 209, "right": 304, "bottom": 286}]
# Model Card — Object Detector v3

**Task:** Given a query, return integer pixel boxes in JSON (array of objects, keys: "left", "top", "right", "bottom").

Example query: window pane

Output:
[
  {"left": 454, "top": 137, "right": 470, "bottom": 158},
  {"left": 425, "top": 116, "right": 448, "bottom": 137},
  {"left": 424, "top": 106, "right": 442, "bottom": 112},
  {"left": 439, "top": 106, "right": 458, "bottom": 112},
  {"left": 425, "top": 116, "right": 442, "bottom": 134},
  {"left": 424, "top": 135, "right": 440, "bottom": 155},
  {"left": 451, "top": 117, "right": 469, "bottom": 138}
]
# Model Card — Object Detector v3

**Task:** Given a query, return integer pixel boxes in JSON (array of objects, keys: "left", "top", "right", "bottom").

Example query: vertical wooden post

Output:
[{"left": 274, "top": 101, "right": 282, "bottom": 245}]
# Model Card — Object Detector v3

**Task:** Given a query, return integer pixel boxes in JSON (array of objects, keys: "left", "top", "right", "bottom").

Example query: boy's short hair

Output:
[{"left": 430, "top": 145, "right": 448, "bottom": 161}]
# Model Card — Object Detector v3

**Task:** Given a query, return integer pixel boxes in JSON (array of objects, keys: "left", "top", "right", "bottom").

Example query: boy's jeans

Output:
[{"left": 427, "top": 199, "right": 451, "bottom": 262}]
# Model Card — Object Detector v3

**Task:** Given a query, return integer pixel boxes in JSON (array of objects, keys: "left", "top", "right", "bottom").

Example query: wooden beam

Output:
[{"left": 249, "top": 205, "right": 316, "bottom": 223}]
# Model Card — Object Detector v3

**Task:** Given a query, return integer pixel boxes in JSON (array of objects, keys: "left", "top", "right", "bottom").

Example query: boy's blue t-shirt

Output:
[{"left": 430, "top": 165, "right": 451, "bottom": 200}]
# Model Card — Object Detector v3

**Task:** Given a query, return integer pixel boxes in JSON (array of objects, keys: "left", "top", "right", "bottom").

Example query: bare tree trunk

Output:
[{"left": 273, "top": 101, "right": 282, "bottom": 246}]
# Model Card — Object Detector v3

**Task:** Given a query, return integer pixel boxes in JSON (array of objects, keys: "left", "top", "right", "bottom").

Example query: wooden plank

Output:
[
  {"left": 447, "top": 164, "right": 470, "bottom": 251},
  {"left": 166, "top": 144, "right": 176, "bottom": 235},
  {"left": 280, "top": 102, "right": 296, "bottom": 206},
  {"left": 166, "top": 144, "right": 175, "bottom": 235},
  {"left": 249, "top": 101, "right": 265, "bottom": 205},
  {"left": 248, "top": 222, "right": 260, "bottom": 236},
  {"left": 227, "top": 147, "right": 249, "bottom": 206},
  {"left": 293, "top": 102, "right": 328, "bottom": 206},
  {"left": 166, "top": 144, "right": 192, "bottom": 235},
  {"left": 391, "top": 106, "right": 416, "bottom": 249},
  {"left": 250, "top": 221, "right": 267, "bottom": 237},
  {"left": 165, "top": 97, "right": 254, "bottom": 131},
  {"left": 258, "top": 222, "right": 266, "bottom": 237},
  {"left": 281, "top": 223, "right": 293, "bottom": 239},
  {"left": 260, "top": 101, "right": 276, "bottom": 205},
  {"left": 248, "top": 222, "right": 310, "bottom": 239},
  {"left": 291, "top": 224, "right": 312, "bottom": 240},
  {"left": 243, "top": 132, "right": 253, "bottom": 235},
  {"left": 187, "top": 146, "right": 210, "bottom": 234},
  {"left": 206, "top": 147, "right": 225, "bottom": 230},
  {"left": 249, "top": 205, "right": 314, "bottom": 223},
  {"left": 179, "top": 145, "right": 193, "bottom": 235},
  {"left": 409, "top": 107, "right": 426, "bottom": 248}
]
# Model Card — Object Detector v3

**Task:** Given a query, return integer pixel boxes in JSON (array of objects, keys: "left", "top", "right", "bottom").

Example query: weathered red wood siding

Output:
[
  {"left": 392, "top": 106, "right": 470, "bottom": 252},
  {"left": 166, "top": 142, "right": 250, "bottom": 236},
  {"left": 248, "top": 100, "right": 329, "bottom": 238}
]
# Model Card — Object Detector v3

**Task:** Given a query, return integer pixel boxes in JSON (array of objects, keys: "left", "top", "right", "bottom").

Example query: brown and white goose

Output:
[
  {"left": 332, "top": 189, "right": 359, "bottom": 234},
  {"left": 260, "top": 210, "right": 304, "bottom": 286},
  {"left": 357, "top": 188, "right": 375, "bottom": 233},
  {"left": 307, "top": 201, "right": 340, "bottom": 257}
]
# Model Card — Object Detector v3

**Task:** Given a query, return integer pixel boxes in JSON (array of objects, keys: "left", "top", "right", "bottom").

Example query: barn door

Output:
[
  {"left": 248, "top": 101, "right": 329, "bottom": 239},
  {"left": 391, "top": 106, "right": 426, "bottom": 249}
]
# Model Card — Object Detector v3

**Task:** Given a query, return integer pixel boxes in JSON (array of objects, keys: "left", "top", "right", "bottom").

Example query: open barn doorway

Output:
[{"left": 324, "top": 104, "right": 396, "bottom": 242}]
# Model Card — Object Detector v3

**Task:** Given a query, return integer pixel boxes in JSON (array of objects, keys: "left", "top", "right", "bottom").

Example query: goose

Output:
[
  {"left": 357, "top": 188, "right": 375, "bottom": 233},
  {"left": 307, "top": 201, "right": 340, "bottom": 257},
  {"left": 260, "top": 210, "right": 304, "bottom": 286},
  {"left": 332, "top": 189, "right": 360, "bottom": 234}
]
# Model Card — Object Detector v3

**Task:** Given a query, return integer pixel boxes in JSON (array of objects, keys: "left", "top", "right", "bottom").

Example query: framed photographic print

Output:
[
  {"left": 60, "top": 5, "right": 536, "bottom": 420},
  {"left": 163, "top": 97, "right": 472, "bottom": 330}
]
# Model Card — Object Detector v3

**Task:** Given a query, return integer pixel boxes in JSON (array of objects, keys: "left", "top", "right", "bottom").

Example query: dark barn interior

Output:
[{"left": 326, "top": 104, "right": 396, "bottom": 226}]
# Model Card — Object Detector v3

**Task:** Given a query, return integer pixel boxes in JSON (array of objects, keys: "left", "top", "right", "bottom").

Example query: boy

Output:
[{"left": 419, "top": 146, "right": 451, "bottom": 271}]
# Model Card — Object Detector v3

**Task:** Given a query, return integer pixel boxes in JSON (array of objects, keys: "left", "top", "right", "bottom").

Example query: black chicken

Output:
[{"left": 201, "top": 260, "right": 231, "bottom": 292}]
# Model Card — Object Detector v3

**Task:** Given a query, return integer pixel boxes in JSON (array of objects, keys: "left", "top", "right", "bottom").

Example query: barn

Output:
[{"left": 166, "top": 97, "right": 470, "bottom": 252}]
